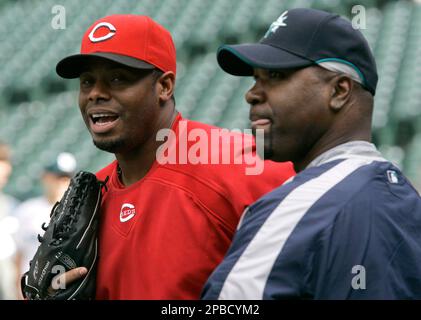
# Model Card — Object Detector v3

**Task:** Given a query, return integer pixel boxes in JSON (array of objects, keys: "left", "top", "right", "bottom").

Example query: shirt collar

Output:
[{"left": 306, "top": 141, "right": 387, "bottom": 169}]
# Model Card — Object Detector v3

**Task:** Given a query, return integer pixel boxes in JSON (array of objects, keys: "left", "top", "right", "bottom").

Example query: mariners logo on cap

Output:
[
  {"left": 264, "top": 11, "right": 288, "bottom": 38},
  {"left": 88, "top": 22, "right": 116, "bottom": 43}
]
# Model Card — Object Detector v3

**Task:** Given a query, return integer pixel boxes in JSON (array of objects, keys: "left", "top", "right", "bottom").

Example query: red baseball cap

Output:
[{"left": 56, "top": 14, "right": 176, "bottom": 78}]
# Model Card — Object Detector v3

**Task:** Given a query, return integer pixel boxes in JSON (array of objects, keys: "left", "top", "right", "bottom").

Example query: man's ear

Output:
[
  {"left": 329, "top": 75, "right": 353, "bottom": 112},
  {"left": 156, "top": 71, "right": 175, "bottom": 104}
]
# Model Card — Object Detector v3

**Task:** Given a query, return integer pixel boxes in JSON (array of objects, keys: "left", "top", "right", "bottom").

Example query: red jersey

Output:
[{"left": 95, "top": 114, "right": 294, "bottom": 299}]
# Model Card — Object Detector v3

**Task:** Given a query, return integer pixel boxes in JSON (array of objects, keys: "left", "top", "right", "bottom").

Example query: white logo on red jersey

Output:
[
  {"left": 88, "top": 22, "right": 116, "bottom": 43},
  {"left": 120, "top": 203, "right": 136, "bottom": 223}
]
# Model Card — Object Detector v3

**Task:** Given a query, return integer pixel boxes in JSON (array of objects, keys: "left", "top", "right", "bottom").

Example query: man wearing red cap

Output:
[{"left": 53, "top": 15, "right": 294, "bottom": 299}]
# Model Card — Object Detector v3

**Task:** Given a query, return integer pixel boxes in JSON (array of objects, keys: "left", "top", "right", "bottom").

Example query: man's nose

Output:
[
  {"left": 88, "top": 80, "right": 111, "bottom": 103},
  {"left": 245, "top": 83, "right": 265, "bottom": 106}
]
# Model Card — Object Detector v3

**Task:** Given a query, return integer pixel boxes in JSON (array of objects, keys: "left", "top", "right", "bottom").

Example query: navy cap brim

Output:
[
  {"left": 217, "top": 44, "right": 314, "bottom": 75},
  {"left": 43, "top": 164, "right": 74, "bottom": 177},
  {"left": 56, "top": 52, "right": 155, "bottom": 79}
]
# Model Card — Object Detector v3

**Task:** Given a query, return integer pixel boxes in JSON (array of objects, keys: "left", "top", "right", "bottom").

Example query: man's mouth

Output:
[
  {"left": 89, "top": 112, "right": 119, "bottom": 133},
  {"left": 91, "top": 113, "right": 119, "bottom": 124},
  {"left": 251, "top": 118, "right": 272, "bottom": 131}
]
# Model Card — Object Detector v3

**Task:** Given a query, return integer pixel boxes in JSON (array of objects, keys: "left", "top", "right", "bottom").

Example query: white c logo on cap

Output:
[{"left": 88, "top": 22, "right": 116, "bottom": 43}]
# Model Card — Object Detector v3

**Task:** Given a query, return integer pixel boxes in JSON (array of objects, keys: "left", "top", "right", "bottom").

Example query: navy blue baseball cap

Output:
[
  {"left": 217, "top": 8, "right": 378, "bottom": 95},
  {"left": 44, "top": 152, "right": 77, "bottom": 177}
]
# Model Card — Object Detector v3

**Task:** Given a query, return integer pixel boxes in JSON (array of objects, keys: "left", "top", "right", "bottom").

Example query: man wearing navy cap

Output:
[{"left": 202, "top": 8, "right": 421, "bottom": 299}]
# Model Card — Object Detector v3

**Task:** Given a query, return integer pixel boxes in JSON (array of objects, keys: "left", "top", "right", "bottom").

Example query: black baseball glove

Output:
[{"left": 21, "top": 171, "right": 107, "bottom": 300}]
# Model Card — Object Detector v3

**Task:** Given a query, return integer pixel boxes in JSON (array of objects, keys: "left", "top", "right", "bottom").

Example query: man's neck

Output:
[
  {"left": 116, "top": 108, "right": 178, "bottom": 186},
  {"left": 294, "top": 131, "right": 371, "bottom": 173},
  {"left": 115, "top": 141, "right": 159, "bottom": 186}
]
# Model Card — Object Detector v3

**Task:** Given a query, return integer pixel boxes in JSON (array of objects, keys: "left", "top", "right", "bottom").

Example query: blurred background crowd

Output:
[{"left": 0, "top": 0, "right": 419, "bottom": 299}]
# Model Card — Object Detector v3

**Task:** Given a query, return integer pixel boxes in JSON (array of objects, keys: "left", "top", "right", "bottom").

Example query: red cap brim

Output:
[{"left": 56, "top": 52, "right": 155, "bottom": 79}]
